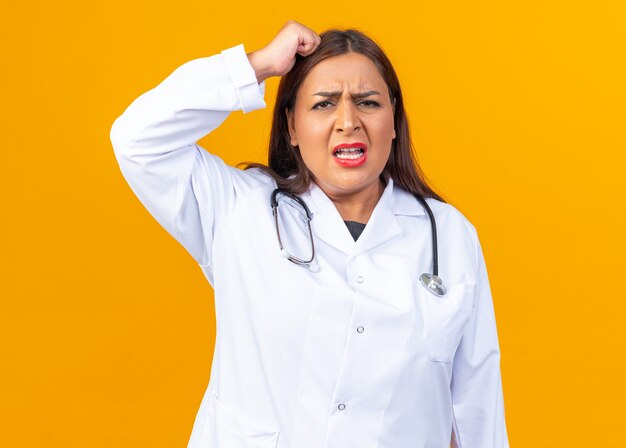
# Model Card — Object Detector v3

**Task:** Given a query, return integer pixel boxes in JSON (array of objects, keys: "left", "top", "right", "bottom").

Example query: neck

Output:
[{"left": 319, "top": 178, "right": 387, "bottom": 224}]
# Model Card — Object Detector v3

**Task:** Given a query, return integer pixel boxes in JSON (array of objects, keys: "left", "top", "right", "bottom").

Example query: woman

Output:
[{"left": 110, "top": 20, "right": 508, "bottom": 448}]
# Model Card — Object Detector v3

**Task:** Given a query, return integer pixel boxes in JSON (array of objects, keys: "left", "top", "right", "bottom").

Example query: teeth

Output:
[
  {"left": 336, "top": 151, "right": 364, "bottom": 160},
  {"left": 334, "top": 147, "right": 364, "bottom": 159}
]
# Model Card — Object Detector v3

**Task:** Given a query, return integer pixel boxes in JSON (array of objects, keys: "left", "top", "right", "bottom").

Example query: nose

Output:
[{"left": 334, "top": 101, "right": 361, "bottom": 134}]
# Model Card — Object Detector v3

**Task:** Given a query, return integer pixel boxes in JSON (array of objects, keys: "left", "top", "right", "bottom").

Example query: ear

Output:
[{"left": 286, "top": 107, "right": 298, "bottom": 147}]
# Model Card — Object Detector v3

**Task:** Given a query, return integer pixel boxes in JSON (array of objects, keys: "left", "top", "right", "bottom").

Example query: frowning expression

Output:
[{"left": 287, "top": 52, "right": 396, "bottom": 198}]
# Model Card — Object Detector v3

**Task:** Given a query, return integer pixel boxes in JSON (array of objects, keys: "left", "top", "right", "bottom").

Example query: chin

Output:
[{"left": 323, "top": 172, "right": 381, "bottom": 193}]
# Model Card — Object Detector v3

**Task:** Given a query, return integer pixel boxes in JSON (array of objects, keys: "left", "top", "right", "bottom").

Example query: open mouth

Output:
[
  {"left": 333, "top": 147, "right": 366, "bottom": 159},
  {"left": 332, "top": 143, "right": 368, "bottom": 167}
]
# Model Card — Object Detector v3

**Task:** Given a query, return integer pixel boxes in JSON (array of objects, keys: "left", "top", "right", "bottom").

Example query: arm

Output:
[
  {"left": 450, "top": 229, "right": 509, "bottom": 447},
  {"left": 110, "top": 21, "right": 320, "bottom": 270},
  {"left": 110, "top": 44, "right": 266, "bottom": 267}
]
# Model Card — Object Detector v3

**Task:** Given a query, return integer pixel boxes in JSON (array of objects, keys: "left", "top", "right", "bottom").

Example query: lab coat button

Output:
[
  {"left": 338, "top": 403, "right": 346, "bottom": 411},
  {"left": 356, "top": 276, "right": 364, "bottom": 283},
  {"left": 356, "top": 326, "right": 365, "bottom": 333}
]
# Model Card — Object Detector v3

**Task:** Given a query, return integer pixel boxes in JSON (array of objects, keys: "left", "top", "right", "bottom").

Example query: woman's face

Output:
[{"left": 287, "top": 52, "right": 396, "bottom": 199}]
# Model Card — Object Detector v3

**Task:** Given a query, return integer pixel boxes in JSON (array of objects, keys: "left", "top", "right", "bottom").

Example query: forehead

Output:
[{"left": 298, "top": 52, "right": 387, "bottom": 93}]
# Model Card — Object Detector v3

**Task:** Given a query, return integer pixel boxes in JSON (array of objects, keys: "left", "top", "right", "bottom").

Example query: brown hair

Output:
[{"left": 243, "top": 28, "right": 445, "bottom": 202}]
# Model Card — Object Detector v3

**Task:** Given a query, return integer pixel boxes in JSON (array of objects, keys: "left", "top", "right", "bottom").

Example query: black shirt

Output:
[{"left": 344, "top": 220, "right": 366, "bottom": 241}]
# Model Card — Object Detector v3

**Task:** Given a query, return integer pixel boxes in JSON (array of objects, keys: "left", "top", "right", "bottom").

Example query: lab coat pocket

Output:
[
  {"left": 417, "top": 281, "right": 476, "bottom": 363},
  {"left": 212, "top": 394, "right": 280, "bottom": 448}
]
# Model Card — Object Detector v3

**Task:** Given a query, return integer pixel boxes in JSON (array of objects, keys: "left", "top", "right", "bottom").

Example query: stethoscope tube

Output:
[
  {"left": 412, "top": 193, "right": 447, "bottom": 296},
  {"left": 411, "top": 194, "right": 438, "bottom": 276},
  {"left": 272, "top": 188, "right": 447, "bottom": 296},
  {"left": 271, "top": 188, "right": 316, "bottom": 267}
]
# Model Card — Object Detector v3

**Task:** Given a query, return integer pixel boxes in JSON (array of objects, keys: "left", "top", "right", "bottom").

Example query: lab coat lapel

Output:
[
  {"left": 352, "top": 179, "right": 401, "bottom": 256},
  {"left": 302, "top": 182, "right": 355, "bottom": 255}
]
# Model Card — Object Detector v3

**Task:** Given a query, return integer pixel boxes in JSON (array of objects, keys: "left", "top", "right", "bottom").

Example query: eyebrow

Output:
[{"left": 312, "top": 90, "right": 381, "bottom": 100}]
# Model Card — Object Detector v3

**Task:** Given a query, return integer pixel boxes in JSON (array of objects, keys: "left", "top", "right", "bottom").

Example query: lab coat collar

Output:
[
  {"left": 390, "top": 181, "right": 429, "bottom": 217},
  {"left": 300, "top": 178, "right": 427, "bottom": 256}
]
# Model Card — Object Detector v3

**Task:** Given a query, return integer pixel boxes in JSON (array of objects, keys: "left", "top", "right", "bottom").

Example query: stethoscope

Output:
[{"left": 271, "top": 188, "right": 447, "bottom": 297}]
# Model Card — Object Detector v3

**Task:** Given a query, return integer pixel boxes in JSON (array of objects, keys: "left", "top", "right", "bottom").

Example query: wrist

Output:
[{"left": 247, "top": 51, "right": 274, "bottom": 84}]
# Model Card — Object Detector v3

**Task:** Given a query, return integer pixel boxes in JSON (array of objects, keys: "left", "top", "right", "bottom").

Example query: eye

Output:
[
  {"left": 358, "top": 100, "right": 381, "bottom": 108},
  {"left": 312, "top": 100, "right": 334, "bottom": 110}
]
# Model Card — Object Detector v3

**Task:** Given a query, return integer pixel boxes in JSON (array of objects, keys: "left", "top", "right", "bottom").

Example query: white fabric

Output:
[{"left": 110, "top": 43, "right": 509, "bottom": 448}]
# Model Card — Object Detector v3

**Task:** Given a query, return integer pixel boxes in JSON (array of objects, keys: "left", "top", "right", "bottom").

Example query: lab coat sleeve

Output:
[
  {"left": 109, "top": 44, "right": 266, "bottom": 267},
  {"left": 450, "top": 228, "right": 509, "bottom": 447}
]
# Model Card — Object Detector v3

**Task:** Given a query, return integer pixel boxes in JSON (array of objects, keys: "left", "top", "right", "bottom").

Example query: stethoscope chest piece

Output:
[{"left": 420, "top": 273, "right": 447, "bottom": 297}]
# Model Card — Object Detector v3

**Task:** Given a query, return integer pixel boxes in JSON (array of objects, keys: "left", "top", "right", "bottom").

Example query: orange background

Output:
[{"left": 2, "top": 1, "right": 625, "bottom": 446}]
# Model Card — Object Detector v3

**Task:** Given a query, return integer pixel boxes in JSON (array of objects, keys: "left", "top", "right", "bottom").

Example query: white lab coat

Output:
[{"left": 110, "top": 44, "right": 509, "bottom": 448}]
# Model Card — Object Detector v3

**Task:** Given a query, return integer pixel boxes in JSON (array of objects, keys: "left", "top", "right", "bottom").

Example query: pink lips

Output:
[{"left": 332, "top": 142, "right": 368, "bottom": 168}]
